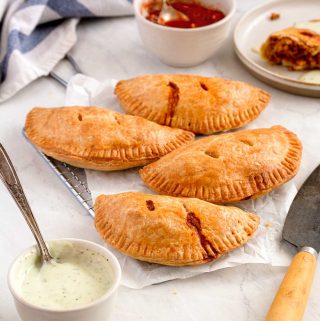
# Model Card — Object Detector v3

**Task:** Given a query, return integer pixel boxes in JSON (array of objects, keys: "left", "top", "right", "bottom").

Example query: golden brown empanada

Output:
[
  {"left": 261, "top": 27, "right": 320, "bottom": 70},
  {"left": 140, "top": 126, "right": 302, "bottom": 204},
  {"left": 95, "top": 192, "right": 259, "bottom": 266},
  {"left": 115, "top": 74, "right": 270, "bottom": 134},
  {"left": 25, "top": 107, "right": 194, "bottom": 171}
]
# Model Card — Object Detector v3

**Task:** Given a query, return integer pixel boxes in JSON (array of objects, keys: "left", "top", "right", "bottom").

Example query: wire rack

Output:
[{"left": 24, "top": 131, "right": 95, "bottom": 218}]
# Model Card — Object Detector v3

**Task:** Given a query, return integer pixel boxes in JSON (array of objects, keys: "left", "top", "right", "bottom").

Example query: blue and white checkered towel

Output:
[{"left": 0, "top": 0, "right": 133, "bottom": 102}]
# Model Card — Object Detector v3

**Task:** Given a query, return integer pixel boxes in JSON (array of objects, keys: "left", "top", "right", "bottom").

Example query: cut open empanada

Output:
[
  {"left": 115, "top": 74, "right": 270, "bottom": 134},
  {"left": 261, "top": 27, "right": 320, "bottom": 71},
  {"left": 140, "top": 126, "right": 302, "bottom": 203},
  {"left": 25, "top": 107, "right": 194, "bottom": 171},
  {"left": 95, "top": 192, "right": 260, "bottom": 266}
]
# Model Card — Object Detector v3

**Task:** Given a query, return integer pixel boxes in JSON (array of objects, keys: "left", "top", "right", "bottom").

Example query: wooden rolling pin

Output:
[{"left": 265, "top": 250, "right": 317, "bottom": 321}]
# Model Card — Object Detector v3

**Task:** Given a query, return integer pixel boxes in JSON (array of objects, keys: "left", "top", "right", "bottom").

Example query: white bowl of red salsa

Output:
[{"left": 134, "top": 0, "right": 236, "bottom": 67}]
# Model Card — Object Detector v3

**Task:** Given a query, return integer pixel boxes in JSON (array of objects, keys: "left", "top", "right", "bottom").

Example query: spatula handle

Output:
[{"left": 265, "top": 248, "right": 317, "bottom": 321}]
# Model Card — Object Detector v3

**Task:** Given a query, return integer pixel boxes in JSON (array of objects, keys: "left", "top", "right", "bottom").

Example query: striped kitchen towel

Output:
[{"left": 0, "top": 0, "right": 133, "bottom": 102}]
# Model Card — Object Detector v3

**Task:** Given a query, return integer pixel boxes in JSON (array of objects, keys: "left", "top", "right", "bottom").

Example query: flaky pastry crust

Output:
[
  {"left": 25, "top": 107, "right": 194, "bottom": 170},
  {"left": 115, "top": 74, "right": 270, "bottom": 135},
  {"left": 95, "top": 192, "right": 259, "bottom": 266},
  {"left": 140, "top": 126, "right": 302, "bottom": 203}
]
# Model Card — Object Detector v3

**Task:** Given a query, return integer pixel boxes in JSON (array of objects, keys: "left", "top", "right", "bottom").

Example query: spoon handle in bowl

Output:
[{"left": 0, "top": 144, "right": 52, "bottom": 262}]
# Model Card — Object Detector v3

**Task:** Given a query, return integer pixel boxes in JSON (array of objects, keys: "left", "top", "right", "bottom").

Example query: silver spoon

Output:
[
  {"left": 0, "top": 144, "right": 53, "bottom": 263},
  {"left": 158, "top": 0, "right": 189, "bottom": 25}
]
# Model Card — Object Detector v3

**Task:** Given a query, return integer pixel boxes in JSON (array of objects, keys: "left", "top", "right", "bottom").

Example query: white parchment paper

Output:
[{"left": 64, "top": 74, "right": 317, "bottom": 289}]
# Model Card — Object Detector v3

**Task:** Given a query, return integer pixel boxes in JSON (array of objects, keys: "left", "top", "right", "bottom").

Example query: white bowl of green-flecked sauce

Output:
[{"left": 8, "top": 239, "right": 121, "bottom": 321}]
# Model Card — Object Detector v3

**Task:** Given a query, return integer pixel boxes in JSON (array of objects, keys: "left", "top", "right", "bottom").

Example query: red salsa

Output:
[{"left": 144, "top": 1, "right": 225, "bottom": 28}]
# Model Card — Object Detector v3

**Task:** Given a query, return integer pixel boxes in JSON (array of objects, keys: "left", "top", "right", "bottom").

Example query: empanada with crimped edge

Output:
[
  {"left": 25, "top": 106, "right": 194, "bottom": 171},
  {"left": 140, "top": 126, "right": 302, "bottom": 204},
  {"left": 115, "top": 74, "right": 270, "bottom": 134},
  {"left": 94, "top": 192, "right": 259, "bottom": 266}
]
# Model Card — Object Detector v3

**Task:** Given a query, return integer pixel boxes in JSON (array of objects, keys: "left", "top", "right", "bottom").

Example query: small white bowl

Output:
[
  {"left": 134, "top": 0, "right": 236, "bottom": 67},
  {"left": 8, "top": 238, "right": 121, "bottom": 321}
]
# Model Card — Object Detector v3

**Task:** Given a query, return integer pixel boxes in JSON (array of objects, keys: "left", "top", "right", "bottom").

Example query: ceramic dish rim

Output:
[{"left": 134, "top": 0, "right": 237, "bottom": 32}]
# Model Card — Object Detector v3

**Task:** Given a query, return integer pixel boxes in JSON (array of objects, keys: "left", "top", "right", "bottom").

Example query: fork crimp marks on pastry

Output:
[
  {"left": 25, "top": 106, "right": 195, "bottom": 171},
  {"left": 94, "top": 192, "right": 260, "bottom": 266},
  {"left": 115, "top": 74, "right": 271, "bottom": 134},
  {"left": 140, "top": 126, "right": 302, "bottom": 204}
]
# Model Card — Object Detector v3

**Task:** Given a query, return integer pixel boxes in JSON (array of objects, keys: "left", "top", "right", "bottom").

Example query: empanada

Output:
[
  {"left": 261, "top": 27, "right": 320, "bottom": 70},
  {"left": 140, "top": 126, "right": 302, "bottom": 203},
  {"left": 25, "top": 107, "right": 194, "bottom": 170},
  {"left": 115, "top": 74, "right": 270, "bottom": 134},
  {"left": 95, "top": 192, "right": 259, "bottom": 266}
]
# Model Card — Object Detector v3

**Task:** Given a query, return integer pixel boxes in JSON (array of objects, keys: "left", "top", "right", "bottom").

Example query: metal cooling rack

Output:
[{"left": 24, "top": 131, "right": 95, "bottom": 218}]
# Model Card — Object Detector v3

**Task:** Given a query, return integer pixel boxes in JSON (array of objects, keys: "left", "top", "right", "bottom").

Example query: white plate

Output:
[{"left": 234, "top": 0, "right": 320, "bottom": 97}]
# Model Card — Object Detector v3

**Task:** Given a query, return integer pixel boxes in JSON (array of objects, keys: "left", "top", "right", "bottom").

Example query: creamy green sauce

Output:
[
  {"left": 15, "top": 241, "right": 114, "bottom": 310},
  {"left": 300, "top": 70, "right": 320, "bottom": 84}
]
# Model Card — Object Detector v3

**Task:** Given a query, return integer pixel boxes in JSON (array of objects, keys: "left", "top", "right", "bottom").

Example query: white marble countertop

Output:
[{"left": 1, "top": 1, "right": 320, "bottom": 320}]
